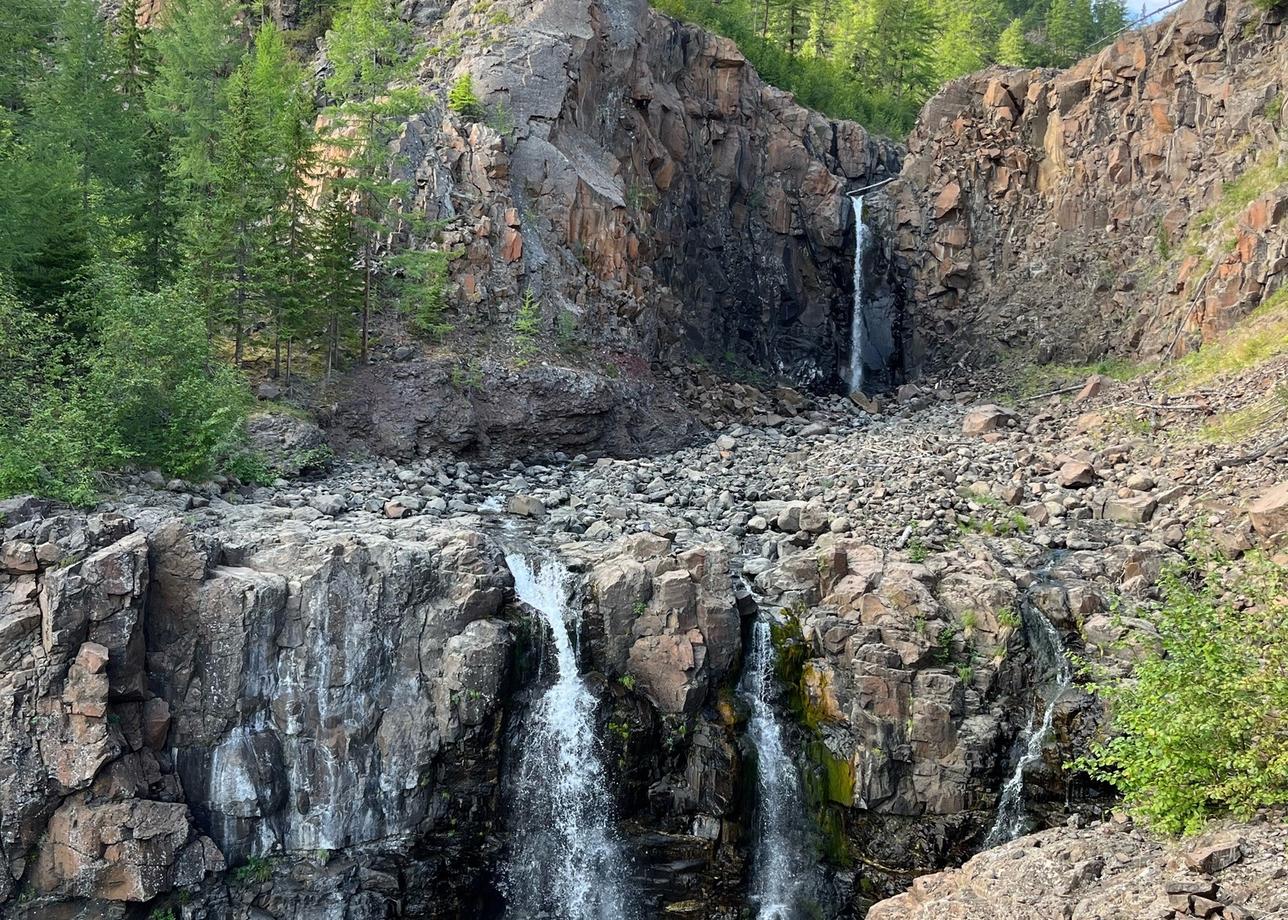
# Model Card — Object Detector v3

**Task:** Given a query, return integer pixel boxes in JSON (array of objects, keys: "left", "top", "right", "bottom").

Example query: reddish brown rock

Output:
[{"left": 1248, "top": 481, "right": 1288, "bottom": 538}]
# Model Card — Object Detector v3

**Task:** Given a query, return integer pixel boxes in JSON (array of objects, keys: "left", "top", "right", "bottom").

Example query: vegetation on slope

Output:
[
  {"left": 0, "top": 0, "right": 443, "bottom": 503},
  {"left": 1078, "top": 547, "right": 1288, "bottom": 835},
  {"left": 651, "top": 0, "right": 1133, "bottom": 135}
]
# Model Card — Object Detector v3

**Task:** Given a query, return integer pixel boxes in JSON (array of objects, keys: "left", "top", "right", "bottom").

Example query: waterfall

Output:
[
  {"left": 847, "top": 195, "right": 868, "bottom": 394},
  {"left": 741, "top": 618, "right": 812, "bottom": 919},
  {"left": 502, "top": 553, "right": 632, "bottom": 920},
  {"left": 983, "top": 600, "right": 1074, "bottom": 847}
]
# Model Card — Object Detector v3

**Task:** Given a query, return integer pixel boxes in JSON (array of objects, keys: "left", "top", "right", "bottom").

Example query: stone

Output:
[
  {"left": 962, "top": 405, "right": 1018, "bottom": 436},
  {"left": 1103, "top": 493, "right": 1157, "bottom": 524},
  {"left": 1185, "top": 834, "right": 1244, "bottom": 874},
  {"left": 1058, "top": 460, "right": 1097, "bottom": 488},
  {"left": 75, "top": 642, "right": 110, "bottom": 674},
  {"left": 245, "top": 412, "right": 329, "bottom": 478},
  {"left": 1073, "top": 374, "right": 1105, "bottom": 403},
  {"left": 309, "top": 493, "right": 346, "bottom": 517},
  {"left": 1248, "top": 482, "right": 1288, "bottom": 538},
  {"left": 506, "top": 494, "right": 546, "bottom": 519},
  {"left": 0, "top": 540, "right": 38, "bottom": 574}
]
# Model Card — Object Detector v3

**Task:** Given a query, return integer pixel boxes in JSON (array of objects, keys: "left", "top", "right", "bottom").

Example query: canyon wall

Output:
[{"left": 890, "top": 0, "right": 1288, "bottom": 374}]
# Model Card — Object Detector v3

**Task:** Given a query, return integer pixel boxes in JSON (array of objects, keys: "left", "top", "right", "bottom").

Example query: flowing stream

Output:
[
  {"left": 503, "top": 553, "right": 631, "bottom": 919},
  {"left": 741, "top": 617, "right": 812, "bottom": 919},
  {"left": 847, "top": 194, "right": 868, "bottom": 394},
  {"left": 983, "top": 598, "right": 1074, "bottom": 847}
]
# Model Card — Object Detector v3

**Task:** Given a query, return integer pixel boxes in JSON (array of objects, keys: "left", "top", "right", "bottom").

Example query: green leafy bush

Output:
[
  {"left": 1077, "top": 551, "right": 1288, "bottom": 834},
  {"left": 0, "top": 267, "right": 253, "bottom": 503}
]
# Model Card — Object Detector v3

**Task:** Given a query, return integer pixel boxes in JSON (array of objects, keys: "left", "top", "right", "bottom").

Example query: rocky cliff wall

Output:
[
  {"left": 890, "top": 0, "right": 1288, "bottom": 374},
  {"left": 357, "top": 0, "right": 900, "bottom": 397}
]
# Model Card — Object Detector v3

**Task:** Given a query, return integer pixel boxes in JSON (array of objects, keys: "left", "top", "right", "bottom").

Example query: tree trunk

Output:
[{"left": 361, "top": 245, "right": 371, "bottom": 364}]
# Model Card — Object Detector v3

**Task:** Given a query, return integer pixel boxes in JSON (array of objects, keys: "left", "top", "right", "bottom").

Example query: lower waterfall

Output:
[
  {"left": 741, "top": 617, "right": 813, "bottom": 919},
  {"left": 984, "top": 599, "right": 1074, "bottom": 847},
  {"left": 502, "top": 554, "right": 632, "bottom": 919},
  {"left": 847, "top": 194, "right": 868, "bottom": 394}
]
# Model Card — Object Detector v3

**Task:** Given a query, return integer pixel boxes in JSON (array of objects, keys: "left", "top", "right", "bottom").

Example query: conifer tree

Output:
[
  {"left": 996, "top": 18, "right": 1030, "bottom": 66},
  {"left": 323, "top": 0, "right": 424, "bottom": 364}
]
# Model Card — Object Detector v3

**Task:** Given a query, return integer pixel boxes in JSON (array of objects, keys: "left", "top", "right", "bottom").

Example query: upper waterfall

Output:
[
  {"left": 848, "top": 195, "right": 868, "bottom": 394},
  {"left": 502, "top": 553, "right": 632, "bottom": 919}
]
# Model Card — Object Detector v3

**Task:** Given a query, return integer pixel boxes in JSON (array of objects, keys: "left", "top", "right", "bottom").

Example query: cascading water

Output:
[
  {"left": 741, "top": 617, "right": 813, "bottom": 919},
  {"left": 847, "top": 194, "right": 868, "bottom": 394},
  {"left": 502, "top": 553, "right": 632, "bottom": 919},
  {"left": 983, "top": 598, "right": 1074, "bottom": 847}
]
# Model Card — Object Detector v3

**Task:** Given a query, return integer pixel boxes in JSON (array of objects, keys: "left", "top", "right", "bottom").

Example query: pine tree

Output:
[
  {"left": 313, "top": 192, "right": 362, "bottom": 381},
  {"left": 1092, "top": 0, "right": 1128, "bottom": 44},
  {"left": 322, "top": 0, "right": 424, "bottom": 364},
  {"left": 1046, "top": 0, "right": 1094, "bottom": 64},
  {"left": 447, "top": 74, "right": 484, "bottom": 119},
  {"left": 147, "top": 0, "right": 245, "bottom": 204},
  {"left": 996, "top": 18, "right": 1030, "bottom": 65}
]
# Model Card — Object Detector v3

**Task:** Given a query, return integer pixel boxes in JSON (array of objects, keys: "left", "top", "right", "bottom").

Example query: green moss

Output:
[{"left": 800, "top": 741, "right": 855, "bottom": 865}]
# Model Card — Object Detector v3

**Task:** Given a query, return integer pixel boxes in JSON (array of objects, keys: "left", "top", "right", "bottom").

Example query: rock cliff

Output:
[
  {"left": 890, "top": 0, "right": 1288, "bottom": 374},
  {"left": 320, "top": 0, "right": 902, "bottom": 462}
]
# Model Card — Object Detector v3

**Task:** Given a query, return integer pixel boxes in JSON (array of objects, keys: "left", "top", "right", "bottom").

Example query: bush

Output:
[
  {"left": 1076, "top": 551, "right": 1288, "bottom": 834},
  {"left": 447, "top": 74, "right": 484, "bottom": 119},
  {"left": 0, "top": 266, "right": 253, "bottom": 503},
  {"left": 85, "top": 271, "right": 251, "bottom": 479}
]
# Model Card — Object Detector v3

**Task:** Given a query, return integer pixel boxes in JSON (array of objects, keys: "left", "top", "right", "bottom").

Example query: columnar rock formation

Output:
[
  {"left": 327, "top": 0, "right": 902, "bottom": 461},
  {"left": 891, "top": 0, "right": 1288, "bottom": 373}
]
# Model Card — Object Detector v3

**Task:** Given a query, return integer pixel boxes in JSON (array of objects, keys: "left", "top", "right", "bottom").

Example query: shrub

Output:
[
  {"left": 0, "top": 266, "right": 253, "bottom": 503},
  {"left": 447, "top": 74, "right": 484, "bottom": 119},
  {"left": 1076, "top": 552, "right": 1288, "bottom": 834}
]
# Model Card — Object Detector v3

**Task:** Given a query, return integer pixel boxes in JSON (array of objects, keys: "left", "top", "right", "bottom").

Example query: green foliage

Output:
[
  {"left": 997, "top": 607, "right": 1021, "bottom": 629},
  {"left": 232, "top": 855, "right": 274, "bottom": 885},
  {"left": 651, "top": 0, "right": 1127, "bottom": 135},
  {"left": 513, "top": 289, "right": 542, "bottom": 357},
  {"left": 447, "top": 74, "right": 484, "bottom": 119},
  {"left": 0, "top": 266, "right": 251, "bottom": 502},
  {"left": 391, "top": 245, "right": 455, "bottom": 340},
  {"left": 84, "top": 268, "right": 252, "bottom": 478},
  {"left": 148, "top": 908, "right": 177, "bottom": 920},
  {"left": 325, "top": 0, "right": 417, "bottom": 101},
  {"left": 1075, "top": 552, "right": 1288, "bottom": 835}
]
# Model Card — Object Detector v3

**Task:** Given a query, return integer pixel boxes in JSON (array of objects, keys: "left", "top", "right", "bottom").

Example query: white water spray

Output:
[
  {"left": 847, "top": 195, "right": 868, "bottom": 394},
  {"left": 984, "top": 601, "right": 1073, "bottom": 847},
  {"left": 741, "top": 618, "right": 812, "bottom": 919},
  {"left": 503, "top": 553, "right": 631, "bottom": 920}
]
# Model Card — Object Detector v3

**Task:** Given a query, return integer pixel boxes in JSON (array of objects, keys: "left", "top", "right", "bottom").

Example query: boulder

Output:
[
  {"left": 1058, "top": 460, "right": 1097, "bottom": 488},
  {"left": 1248, "top": 481, "right": 1288, "bottom": 538},
  {"left": 962, "top": 405, "right": 1018, "bottom": 436}
]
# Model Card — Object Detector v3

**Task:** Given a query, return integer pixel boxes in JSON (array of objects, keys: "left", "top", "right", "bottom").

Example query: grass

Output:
[
  {"left": 1199, "top": 385, "right": 1288, "bottom": 443},
  {"left": 1165, "top": 286, "right": 1288, "bottom": 389},
  {"left": 1012, "top": 356, "right": 1144, "bottom": 398}
]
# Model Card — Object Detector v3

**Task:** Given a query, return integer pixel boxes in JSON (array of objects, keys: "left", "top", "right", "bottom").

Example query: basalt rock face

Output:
[
  {"left": 329, "top": 356, "right": 702, "bottom": 461},
  {"left": 867, "top": 818, "right": 1288, "bottom": 920},
  {"left": 1, "top": 510, "right": 519, "bottom": 917},
  {"left": 890, "top": 0, "right": 1288, "bottom": 375},
  {"left": 741, "top": 532, "right": 1137, "bottom": 912},
  {"left": 366, "top": 0, "right": 899, "bottom": 395}
]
